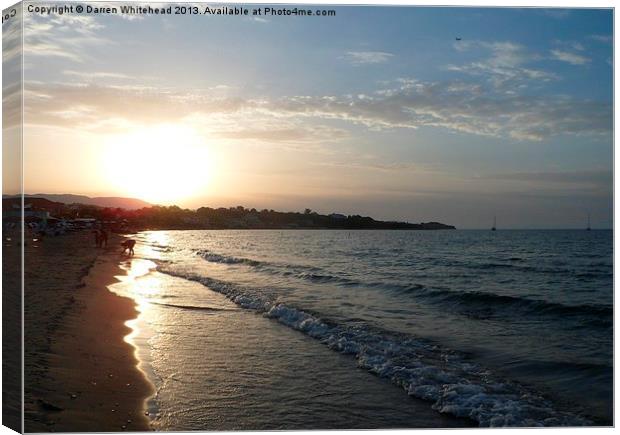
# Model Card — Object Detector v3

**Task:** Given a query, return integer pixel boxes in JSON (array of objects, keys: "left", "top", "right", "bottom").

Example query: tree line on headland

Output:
[
  {"left": 91, "top": 205, "right": 455, "bottom": 230},
  {"left": 4, "top": 197, "right": 456, "bottom": 231}
]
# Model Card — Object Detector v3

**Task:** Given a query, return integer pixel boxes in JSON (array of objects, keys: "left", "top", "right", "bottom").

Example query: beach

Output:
[
  {"left": 18, "top": 228, "right": 612, "bottom": 430},
  {"left": 23, "top": 232, "right": 153, "bottom": 432},
  {"left": 3, "top": 230, "right": 22, "bottom": 431}
]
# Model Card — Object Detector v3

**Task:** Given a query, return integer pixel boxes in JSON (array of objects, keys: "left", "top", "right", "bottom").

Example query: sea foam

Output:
[{"left": 158, "top": 263, "right": 590, "bottom": 427}]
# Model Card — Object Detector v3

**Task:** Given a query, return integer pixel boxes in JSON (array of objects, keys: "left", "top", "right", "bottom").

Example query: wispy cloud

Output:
[
  {"left": 343, "top": 51, "right": 394, "bottom": 65},
  {"left": 550, "top": 49, "right": 591, "bottom": 65},
  {"left": 589, "top": 34, "right": 612, "bottom": 43},
  {"left": 317, "top": 160, "right": 428, "bottom": 173},
  {"left": 540, "top": 9, "right": 571, "bottom": 19},
  {"left": 448, "top": 41, "right": 556, "bottom": 89},
  {"left": 213, "top": 125, "right": 349, "bottom": 145},
  {"left": 571, "top": 42, "right": 585, "bottom": 51},
  {"left": 63, "top": 70, "right": 134, "bottom": 80},
  {"left": 552, "top": 39, "right": 586, "bottom": 52},
  {"left": 478, "top": 170, "right": 611, "bottom": 186},
  {"left": 266, "top": 81, "right": 610, "bottom": 141},
  {"left": 2, "top": 4, "right": 23, "bottom": 66},
  {"left": 24, "top": 13, "right": 111, "bottom": 63},
  {"left": 24, "top": 77, "right": 612, "bottom": 143}
]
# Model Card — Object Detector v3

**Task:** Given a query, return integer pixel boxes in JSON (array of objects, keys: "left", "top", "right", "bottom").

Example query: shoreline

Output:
[{"left": 24, "top": 232, "right": 153, "bottom": 432}]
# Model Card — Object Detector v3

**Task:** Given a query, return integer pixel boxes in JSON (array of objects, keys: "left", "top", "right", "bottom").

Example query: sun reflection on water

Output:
[{"left": 108, "top": 249, "right": 165, "bottom": 420}]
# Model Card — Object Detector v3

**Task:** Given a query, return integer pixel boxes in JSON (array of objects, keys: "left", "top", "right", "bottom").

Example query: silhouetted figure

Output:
[
  {"left": 121, "top": 239, "right": 136, "bottom": 256},
  {"left": 100, "top": 229, "right": 109, "bottom": 247},
  {"left": 92, "top": 229, "right": 102, "bottom": 247}
]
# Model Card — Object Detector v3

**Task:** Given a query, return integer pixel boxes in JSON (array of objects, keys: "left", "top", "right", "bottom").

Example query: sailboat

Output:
[
  {"left": 587, "top": 213, "right": 591, "bottom": 231},
  {"left": 492, "top": 216, "right": 496, "bottom": 231}
]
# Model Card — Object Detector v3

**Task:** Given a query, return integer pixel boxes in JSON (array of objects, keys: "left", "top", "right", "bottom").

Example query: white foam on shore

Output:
[{"left": 158, "top": 265, "right": 591, "bottom": 428}]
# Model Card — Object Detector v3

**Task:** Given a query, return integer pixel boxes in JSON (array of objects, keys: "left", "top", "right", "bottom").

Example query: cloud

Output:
[
  {"left": 23, "top": 75, "right": 612, "bottom": 143},
  {"left": 343, "top": 51, "right": 394, "bottom": 65},
  {"left": 571, "top": 42, "right": 585, "bottom": 51},
  {"left": 115, "top": 10, "right": 145, "bottom": 21},
  {"left": 21, "top": 81, "right": 346, "bottom": 149},
  {"left": 62, "top": 70, "right": 139, "bottom": 81},
  {"left": 23, "top": 82, "right": 250, "bottom": 132},
  {"left": 317, "top": 160, "right": 428, "bottom": 173},
  {"left": 448, "top": 41, "right": 557, "bottom": 89},
  {"left": 2, "top": 7, "right": 23, "bottom": 65},
  {"left": 24, "top": 13, "right": 111, "bottom": 63},
  {"left": 265, "top": 83, "right": 610, "bottom": 141},
  {"left": 540, "top": 9, "right": 571, "bottom": 19},
  {"left": 26, "top": 41, "right": 85, "bottom": 62},
  {"left": 589, "top": 34, "right": 612, "bottom": 43},
  {"left": 550, "top": 49, "right": 591, "bottom": 65},
  {"left": 478, "top": 170, "right": 612, "bottom": 187},
  {"left": 2, "top": 81, "right": 22, "bottom": 129},
  {"left": 213, "top": 125, "right": 349, "bottom": 144},
  {"left": 552, "top": 39, "right": 586, "bottom": 52},
  {"left": 3, "top": 5, "right": 24, "bottom": 130}
]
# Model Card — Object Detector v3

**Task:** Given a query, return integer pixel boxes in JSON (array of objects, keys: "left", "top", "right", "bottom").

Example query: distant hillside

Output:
[
  {"left": 19, "top": 194, "right": 151, "bottom": 210},
  {"left": 2, "top": 195, "right": 456, "bottom": 230},
  {"left": 125, "top": 206, "right": 457, "bottom": 230}
]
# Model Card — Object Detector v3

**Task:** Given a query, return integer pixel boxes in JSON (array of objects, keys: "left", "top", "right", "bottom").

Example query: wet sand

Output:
[{"left": 24, "top": 232, "right": 153, "bottom": 432}]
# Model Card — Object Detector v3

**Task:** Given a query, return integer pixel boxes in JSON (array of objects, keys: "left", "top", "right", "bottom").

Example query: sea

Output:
[{"left": 108, "top": 229, "right": 613, "bottom": 429}]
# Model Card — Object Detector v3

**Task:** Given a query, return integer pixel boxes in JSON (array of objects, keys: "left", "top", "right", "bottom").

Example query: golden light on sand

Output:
[{"left": 102, "top": 125, "right": 214, "bottom": 204}]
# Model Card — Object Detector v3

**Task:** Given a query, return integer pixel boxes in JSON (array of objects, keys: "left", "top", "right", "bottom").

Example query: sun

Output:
[{"left": 101, "top": 124, "right": 214, "bottom": 204}]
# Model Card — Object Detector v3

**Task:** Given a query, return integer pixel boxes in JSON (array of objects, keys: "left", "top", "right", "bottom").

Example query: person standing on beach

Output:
[
  {"left": 100, "top": 228, "right": 108, "bottom": 248},
  {"left": 92, "top": 229, "right": 101, "bottom": 247}
]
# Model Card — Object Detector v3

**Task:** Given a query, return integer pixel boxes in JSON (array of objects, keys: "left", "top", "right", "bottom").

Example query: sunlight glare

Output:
[{"left": 102, "top": 125, "right": 214, "bottom": 204}]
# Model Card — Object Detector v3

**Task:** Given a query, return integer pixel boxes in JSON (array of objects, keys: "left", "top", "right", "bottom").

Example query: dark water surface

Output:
[{"left": 112, "top": 229, "right": 612, "bottom": 428}]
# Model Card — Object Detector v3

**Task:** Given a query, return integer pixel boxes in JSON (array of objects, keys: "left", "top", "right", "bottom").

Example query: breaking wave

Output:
[
  {"left": 157, "top": 264, "right": 591, "bottom": 427},
  {"left": 196, "top": 250, "right": 611, "bottom": 327}
]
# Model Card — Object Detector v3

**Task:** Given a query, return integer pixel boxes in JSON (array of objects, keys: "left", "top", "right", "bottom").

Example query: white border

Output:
[{"left": 0, "top": 1, "right": 615, "bottom": 435}]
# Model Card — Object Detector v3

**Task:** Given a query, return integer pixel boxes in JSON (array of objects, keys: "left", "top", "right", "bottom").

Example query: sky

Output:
[{"left": 2, "top": 3, "right": 614, "bottom": 228}]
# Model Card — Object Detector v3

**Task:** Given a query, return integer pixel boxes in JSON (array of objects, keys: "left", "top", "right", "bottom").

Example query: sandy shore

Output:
[
  {"left": 24, "top": 231, "right": 153, "bottom": 432},
  {"left": 3, "top": 231, "right": 23, "bottom": 431}
]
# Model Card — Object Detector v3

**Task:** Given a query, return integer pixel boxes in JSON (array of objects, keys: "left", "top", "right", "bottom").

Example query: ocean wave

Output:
[
  {"left": 195, "top": 250, "right": 611, "bottom": 327},
  {"left": 390, "top": 285, "right": 612, "bottom": 326},
  {"left": 196, "top": 250, "right": 359, "bottom": 286},
  {"left": 149, "top": 301, "right": 238, "bottom": 312},
  {"left": 197, "top": 250, "right": 262, "bottom": 266},
  {"left": 439, "top": 259, "right": 611, "bottom": 279},
  {"left": 156, "top": 265, "right": 590, "bottom": 427},
  {"left": 197, "top": 249, "right": 612, "bottom": 287}
]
